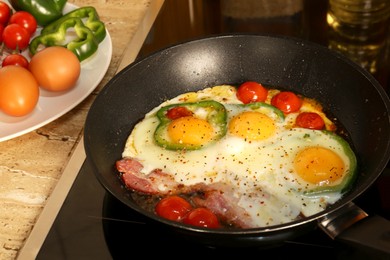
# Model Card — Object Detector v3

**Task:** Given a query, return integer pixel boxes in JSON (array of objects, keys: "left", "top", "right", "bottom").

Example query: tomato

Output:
[
  {"left": 29, "top": 46, "right": 81, "bottom": 92},
  {"left": 0, "top": 1, "right": 11, "bottom": 25},
  {"left": 296, "top": 112, "right": 325, "bottom": 130},
  {"left": 2, "top": 24, "right": 30, "bottom": 50},
  {"left": 0, "top": 66, "right": 39, "bottom": 117},
  {"left": 155, "top": 195, "right": 193, "bottom": 221},
  {"left": 166, "top": 106, "right": 193, "bottom": 120},
  {"left": 236, "top": 81, "right": 268, "bottom": 104},
  {"left": 2, "top": 53, "right": 29, "bottom": 68},
  {"left": 183, "top": 207, "right": 220, "bottom": 228},
  {"left": 271, "top": 91, "right": 302, "bottom": 113},
  {"left": 0, "top": 23, "right": 4, "bottom": 42},
  {"left": 9, "top": 11, "right": 38, "bottom": 36}
]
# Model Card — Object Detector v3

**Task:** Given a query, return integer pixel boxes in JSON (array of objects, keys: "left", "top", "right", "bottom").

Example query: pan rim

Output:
[{"left": 84, "top": 33, "right": 390, "bottom": 236}]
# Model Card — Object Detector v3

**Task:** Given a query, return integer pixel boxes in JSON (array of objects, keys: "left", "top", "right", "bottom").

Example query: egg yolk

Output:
[
  {"left": 228, "top": 111, "right": 275, "bottom": 141},
  {"left": 293, "top": 147, "right": 345, "bottom": 185},
  {"left": 168, "top": 116, "right": 213, "bottom": 146}
]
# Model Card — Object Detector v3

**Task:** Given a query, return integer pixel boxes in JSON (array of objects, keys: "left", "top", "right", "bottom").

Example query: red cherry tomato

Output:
[
  {"left": 0, "top": 1, "right": 11, "bottom": 25},
  {"left": 2, "top": 24, "right": 30, "bottom": 50},
  {"left": 0, "top": 23, "right": 4, "bottom": 42},
  {"left": 183, "top": 207, "right": 220, "bottom": 228},
  {"left": 155, "top": 195, "right": 193, "bottom": 221},
  {"left": 9, "top": 11, "right": 38, "bottom": 36},
  {"left": 296, "top": 112, "right": 325, "bottom": 130},
  {"left": 166, "top": 106, "right": 193, "bottom": 120},
  {"left": 271, "top": 91, "right": 302, "bottom": 113},
  {"left": 2, "top": 54, "right": 29, "bottom": 68},
  {"left": 236, "top": 81, "right": 268, "bottom": 104}
]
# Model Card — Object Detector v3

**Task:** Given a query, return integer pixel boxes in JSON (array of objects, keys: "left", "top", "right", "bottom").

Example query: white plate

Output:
[{"left": 0, "top": 2, "right": 112, "bottom": 142}]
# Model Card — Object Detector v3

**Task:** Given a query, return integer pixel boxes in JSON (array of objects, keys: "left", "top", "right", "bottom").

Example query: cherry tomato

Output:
[
  {"left": 236, "top": 81, "right": 268, "bottom": 104},
  {"left": 0, "top": 23, "right": 4, "bottom": 42},
  {"left": 271, "top": 91, "right": 302, "bottom": 113},
  {"left": 166, "top": 106, "right": 193, "bottom": 120},
  {"left": 2, "top": 53, "right": 29, "bottom": 68},
  {"left": 296, "top": 112, "right": 325, "bottom": 130},
  {"left": 9, "top": 11, "right": 38, "bottom": 36},
  {"left": 29, "top": 46, "right": 81, "bottom": 92},
  {"left": 0, "top": 1, "right": 11, "bottom": 25},
  {"left": 0, "top": 65, "right": 39, "bottom": 117},
  {"left": 155, "top": 195, "right": 193, "bottom": 221},
  {"left": 2, "top": 24, "right": 30, "bottom": 50},
  {"left": 183, "top": 207, "right": 220, "bottom": 228}
]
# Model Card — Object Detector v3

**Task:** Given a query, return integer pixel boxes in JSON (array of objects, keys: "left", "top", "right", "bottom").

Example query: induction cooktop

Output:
[
  {"left": 34, "top": 158, "right": 390, "bottom": 259},
  {"left": 22, "top": 0, "right": 390, "bottom": 258}
]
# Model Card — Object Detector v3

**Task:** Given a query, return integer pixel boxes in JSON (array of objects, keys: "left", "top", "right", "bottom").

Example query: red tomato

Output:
[
  {"left": 2, "top": 53, "right": 29, "bottom": 68},
  {"left": 0, "top": 23, "right": 4, "bottom": 42},
  {"left": 236, "top": 81, "right": 268, "bottom": 104},
  {"left": 155, "top": 196, "right": 193, "bottom": 221},
  {"left": 271, "top": 91, "right": 302, "bottom": 113},
  {"left": 9, "top": 11, "right": 38, "bottom": 36},
  {"left": 0, "top": 1, "right": 11, "bottom": 25},
  {"left": 29, "top": 46, "right": 81, "bottom": 92},
  {"left": 166, "top": 106, "right": 193, "bottom": 120},
  {"left": 296, "top": 112, "right": 325, "bottom": 130},
  {"left": 0, "top": 65, "right": 39, "bottom": 117},
  {"left": 2, "top": 24, "right": 30, "bottom": 50},
  {"left": 183, "top": 207, "right": 220, "bottom": 228}
]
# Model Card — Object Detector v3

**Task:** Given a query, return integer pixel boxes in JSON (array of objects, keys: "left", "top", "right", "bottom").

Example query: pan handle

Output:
[{"left": 318, "top": 202, "right": 390, "bottom": 259}]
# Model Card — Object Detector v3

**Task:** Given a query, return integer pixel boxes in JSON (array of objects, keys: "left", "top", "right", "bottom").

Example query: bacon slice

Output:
[
  {"left": 116, "top": 157, "right": 254, "bottom": 228},
  {"left": 192, "top": 183, "right": 254, "bottom": 228},
  {"left": 116, "top": 158, "right": 186, "bottom": 195}
]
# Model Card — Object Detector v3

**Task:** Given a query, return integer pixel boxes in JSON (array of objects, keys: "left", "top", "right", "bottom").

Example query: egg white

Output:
[
  {"left": 122, "top": 85, "right": 353, "bottom": 227},
  {"left": 219, "top": 127, "right": 348, "bottom": 226}
]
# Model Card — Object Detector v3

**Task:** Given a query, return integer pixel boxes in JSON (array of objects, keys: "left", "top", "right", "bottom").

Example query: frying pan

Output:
[{"left": 84, "top": 34, "right": 390, "bottom": 256}]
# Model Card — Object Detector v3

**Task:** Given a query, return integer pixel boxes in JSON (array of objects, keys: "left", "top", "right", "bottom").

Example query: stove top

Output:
[
  {"left": 34, "top": 0, "right": 390, "bottom": 258},
  {"left": 35, "top": 159, "right": 389, "bottom": 259}
]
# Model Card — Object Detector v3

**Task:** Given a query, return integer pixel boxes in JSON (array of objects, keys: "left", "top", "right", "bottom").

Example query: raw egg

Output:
[{"left": 29, "top": 46, "right": 81, "bottom": 92}]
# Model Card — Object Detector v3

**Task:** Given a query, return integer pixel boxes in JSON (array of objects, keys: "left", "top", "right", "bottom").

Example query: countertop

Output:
[
  {"left": 2, "top": 1, "right": 389, "bottom": 259},
  {"left": 0, "top": 0, "right": 164, "bottom": 259}
]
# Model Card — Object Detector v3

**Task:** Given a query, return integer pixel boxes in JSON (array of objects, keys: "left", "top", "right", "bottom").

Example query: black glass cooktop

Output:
[
  {"left": 36, "top": 0, "right": 390, "bottom": 258},
  {"left": 36, "top": 159, "right": 390, "bottom": 259}
]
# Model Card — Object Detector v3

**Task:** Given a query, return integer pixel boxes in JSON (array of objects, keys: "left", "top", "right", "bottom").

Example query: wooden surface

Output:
[{"left": 0, "top": 1, "right": 162, "bottom": 259}]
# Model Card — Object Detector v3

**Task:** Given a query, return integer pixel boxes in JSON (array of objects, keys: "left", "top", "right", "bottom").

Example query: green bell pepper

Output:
[
  {"left": 42, "top": 6, "right": 106, "bottom": 43},
  {"left": 302, "top": 130, "right": 358, "bottom": 196},
  {"left": 29, "top": 17, "right": 99, "bottom": 62},
  {"left": 9, "top": 0, "right": 67, "bottom": 26},
  {"left": 154, "top": 100, "right": 228, "bottom": 150},
  {"left": 238, "top": 102, "right": 285, "bottom": 121}
]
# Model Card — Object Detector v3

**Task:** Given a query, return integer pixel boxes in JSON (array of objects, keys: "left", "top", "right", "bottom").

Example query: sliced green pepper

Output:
[
  {"left": 10, "top": 0, "right": 67, "bottom": 26},
  {"left": 235, "top": 102, "right": 285, "bottom": 121},
  {"left": 154, "top": 100, "right": 227, "bottom": 150},
  {"left": 302, "top": 131, "right": 358, "bottom": 196},
  {"left": 29, "top": 17, "right": 99, "bottom": 62},
  {"left": 42, "top": 6, "right": 106, "bottom": 43}
]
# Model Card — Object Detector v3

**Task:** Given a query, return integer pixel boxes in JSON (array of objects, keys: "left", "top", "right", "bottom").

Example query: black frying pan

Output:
[{"left": 84, "top": 34, "right": 390, "bottom": 256}]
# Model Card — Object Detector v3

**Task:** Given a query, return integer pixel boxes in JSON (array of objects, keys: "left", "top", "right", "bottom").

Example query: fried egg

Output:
[{"left": 122, "top": 85, "right": 357, "bottom": 227}]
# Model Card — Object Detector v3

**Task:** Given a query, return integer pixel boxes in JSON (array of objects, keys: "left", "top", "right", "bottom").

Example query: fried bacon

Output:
[{"left": 115, "top": 157, "right": 254, "bottom": 228}]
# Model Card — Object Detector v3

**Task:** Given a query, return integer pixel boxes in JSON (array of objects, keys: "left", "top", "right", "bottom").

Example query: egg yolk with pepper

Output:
[
  {"left": 293, "top": 147, "right": 345, "bottom": 185},
  {"left": 168, "top": 116, "right": 214, "bottom": 146},
  {"left": 228, "top": 111, "right": 275, "bottom": 141}
]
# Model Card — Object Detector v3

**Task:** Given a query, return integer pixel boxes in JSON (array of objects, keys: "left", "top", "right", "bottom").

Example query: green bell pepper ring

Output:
[
  {"left": 9, "top": 0, "right": 67, "bottom": 26},
  {"left": 42, "top": 6, "right": 106, "bottom": 43},
  {"left": 240, "top": 102, "right": 285, "bottom": 121},
  {"left": 154, "top": 100, "right": 228, "bottom": 150},
  {"left": 302, "top": 130, "right": 358, "bottom": 196},
  {"left": 29, "top": 17, "right": 99, "bottom": 62}
]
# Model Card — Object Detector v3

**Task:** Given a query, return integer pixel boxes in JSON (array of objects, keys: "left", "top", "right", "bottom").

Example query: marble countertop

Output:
[{"left": 0, "top": 1, "right": 164, "bottom": 259}]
